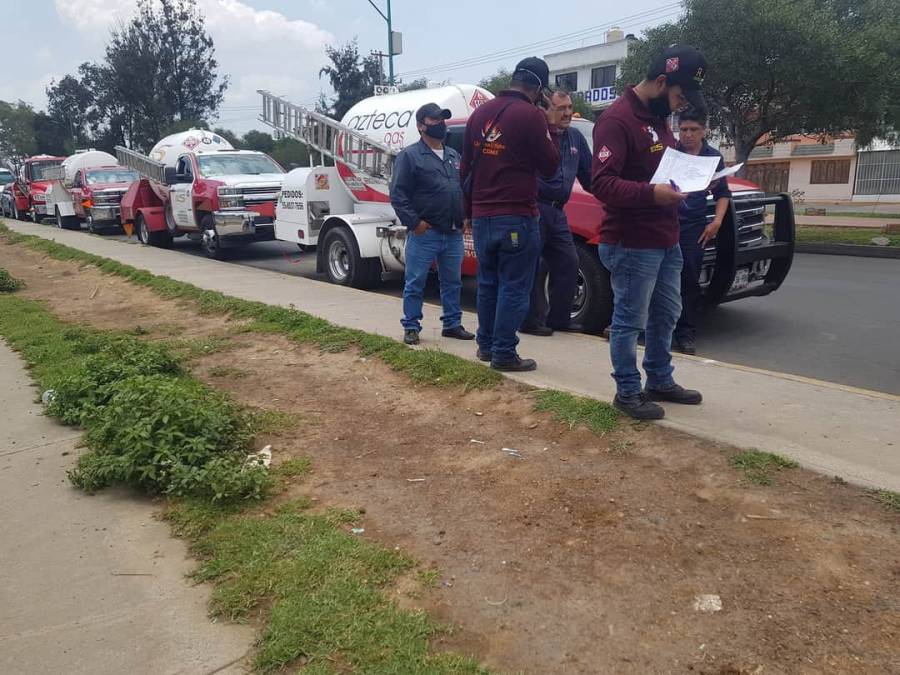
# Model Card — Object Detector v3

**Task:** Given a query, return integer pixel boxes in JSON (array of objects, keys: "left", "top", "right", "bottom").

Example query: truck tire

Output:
[
  {"left": 321, "top": 226, "right": 382, "bottom": 288},
  {"left": 136, "top": 213, "right": 172, "bottom": 248},
  {"left": 55, "top": 207, "right": 79, "bottom": 231},
  {"left": 571, "top": 241, "right": 613, "bottom": 335},
  {"left": 200, "top": 214, "right": 227, "bottom": 260}
]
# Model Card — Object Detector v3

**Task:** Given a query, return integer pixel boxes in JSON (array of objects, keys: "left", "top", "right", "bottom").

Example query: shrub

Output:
[{"left": 0, "top": 268, "right": 24, "bottom": 292}]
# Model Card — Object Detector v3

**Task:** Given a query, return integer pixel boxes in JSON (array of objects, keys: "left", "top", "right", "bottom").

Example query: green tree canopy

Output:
[
  {"left": 478, "top": 68, "right": 512, "bottom": 95},
  {"left": 242, "top": 130, "right": 276, "bottom": 154},
  {"left": 0, "top": 100, "right": 36, "bottom": 159},
  {"left": 618, "top": 0, "right": 900, "bottom": 164},
  {"left": 319, "top": 40, "right": 382, "bottom": 120}
]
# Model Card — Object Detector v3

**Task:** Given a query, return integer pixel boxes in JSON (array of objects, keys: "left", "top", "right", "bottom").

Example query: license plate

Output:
[{"left": 731, "top": 268, "right": 750, "bottom": 291}]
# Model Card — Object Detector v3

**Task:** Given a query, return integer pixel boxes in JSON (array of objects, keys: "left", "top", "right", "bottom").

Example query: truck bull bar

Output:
[{"left": 704, "top": 192, "right": 795, "bottom": 305}]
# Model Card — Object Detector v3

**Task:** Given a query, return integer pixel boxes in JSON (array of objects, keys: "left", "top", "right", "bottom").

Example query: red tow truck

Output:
[{"left": 6, "top": 155, "right": 65, "bottom": 222}]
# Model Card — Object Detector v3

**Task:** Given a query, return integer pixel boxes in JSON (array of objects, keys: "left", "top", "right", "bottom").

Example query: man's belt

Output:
[{"left": 538, "top": 198, "right": 567, "bottom": 209}]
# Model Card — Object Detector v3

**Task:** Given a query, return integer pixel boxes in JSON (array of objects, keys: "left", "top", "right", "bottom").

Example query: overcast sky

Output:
[{"left": 2, "top": 0, "right": 681, "bottom": 133}]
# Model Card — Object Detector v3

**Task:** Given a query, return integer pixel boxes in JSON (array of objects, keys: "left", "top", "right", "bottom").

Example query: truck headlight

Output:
[{"left": 217, "top": 187, "right": 243, "bottom": 209}]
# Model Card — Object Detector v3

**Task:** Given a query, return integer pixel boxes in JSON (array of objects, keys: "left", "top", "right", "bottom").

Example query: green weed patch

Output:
[
  {"left": 0, "top": 266, "right": 24, "bottom": 292},
  {"left": 533, "top": 389, "right": 619, "bottom": 434},
  {"left": 730, "top": 449, "right": 798, "bottom": 485}
]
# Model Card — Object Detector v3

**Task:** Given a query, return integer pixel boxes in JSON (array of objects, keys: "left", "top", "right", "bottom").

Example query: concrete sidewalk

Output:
[
  {"left": 5, "top": 220, "right": 899, "bottom": 492},
  {"left": 0, "top": 341, "right": 253, "bottom": 674}
]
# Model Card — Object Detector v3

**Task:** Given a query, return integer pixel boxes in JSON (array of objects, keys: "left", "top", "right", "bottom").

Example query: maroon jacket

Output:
[
  {"left": 591, "top": 86, "right": 678, "bottom": 248},
  {"left": 460, "top": 90, "right": 560, "bottom": 219}
]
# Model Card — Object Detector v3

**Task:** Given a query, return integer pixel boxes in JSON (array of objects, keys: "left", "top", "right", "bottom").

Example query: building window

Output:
[
  {"left": 810, "top": 159, "right": 851, "bottom": 185},
  {"left": 591, "top": 65, "right": 616, "bottom": 89},
  {"left": 555, "top": 72, "right": 578, "bottom": 91}
]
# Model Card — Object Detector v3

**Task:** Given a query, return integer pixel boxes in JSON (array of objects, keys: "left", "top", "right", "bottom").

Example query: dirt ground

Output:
[{"left": 3, "top": 241, "right": 898, "bottom": 675}]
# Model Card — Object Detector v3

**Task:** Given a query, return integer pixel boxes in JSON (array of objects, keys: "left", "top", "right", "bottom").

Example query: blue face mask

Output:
[{"left": 423, "top": 121, "right": 447, "bottom": 140}]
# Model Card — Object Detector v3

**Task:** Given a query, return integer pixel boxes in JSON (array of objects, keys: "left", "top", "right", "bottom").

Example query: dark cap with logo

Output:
[
  {"left": 415, "top": 102, "right": 452, "bottom": 124},
  {"left": 648, "top": 45, "right": 708, "bottom": 111},
  {"left": 513, "top": 57, "right": 551, "bottom": 89}
]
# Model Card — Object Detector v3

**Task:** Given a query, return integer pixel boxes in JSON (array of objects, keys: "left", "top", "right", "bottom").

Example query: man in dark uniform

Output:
[
  {"left": 591, "top": 45, "right": 708, "bottom": 420},
  {"left": 521, "top": 89, "right": 592, "bottom": 336},
  {"left": 460, "top": 57, "right": 560, "bottom": 372},
  {"left": 673, "top": 107, "right": 731, "bottom": 355},
  {"left": 391, "top": 103, "right": 474, "bottom": 346}
]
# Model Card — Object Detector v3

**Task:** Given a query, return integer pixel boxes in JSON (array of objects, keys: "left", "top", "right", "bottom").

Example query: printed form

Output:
[{"left": 651, "top": 147, "right": 743, "bottom": 192}]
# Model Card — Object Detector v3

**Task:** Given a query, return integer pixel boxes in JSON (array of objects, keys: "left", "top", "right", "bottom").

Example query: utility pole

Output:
[
  {"left": 366, "top": 0, "right": 400, "bottom": 85},
  {"left": 370, "top": 50, "right": 388, "bottom": 86}
]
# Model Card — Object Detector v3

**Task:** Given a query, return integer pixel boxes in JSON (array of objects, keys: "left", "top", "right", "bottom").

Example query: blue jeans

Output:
[
  {"left": 676, "top": 222, "right": 705, "bottom": 340},
  {"left": 402, "top": 228, "right": 464, "bottom": 332},
  {"left": 473, "top": 215, "right": 540, "bottom": 361},
  {"left": 599, "top": 243, "right": 683, "bottom": 397}
]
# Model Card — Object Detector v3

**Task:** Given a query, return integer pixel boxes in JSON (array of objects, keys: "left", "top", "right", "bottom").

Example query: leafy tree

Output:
[
  {"left": 0, "top": 100, "right": 36, "bottom": 158},
  {"left": 569, "top": 95, "right": 595, "bottom": 121},
  {"left": 46, "top": 74, "right": 95, "bottom": 152},
  {"left": 618, "top": 0, "right": 900, "bottom": 164},
  {"left": 319, "top": 39, "right": 382, "bottom": 120},
  {"left": 161, "top": 119, "right": 209, "bottom": 137},
  {"left": 478, "top": 68, "right": 512, "bottom": 95},
  {"left": 271, "top": 138, "right": 310, "bottom": 170},
  {"left": 398, "top": 77, "right": 428, "bottom": 92},
  {"left": 241, "top": 130, "right": 275, "bottom": 154},
  {"left": 32, "top": 113, "right": 68, "bottom": 155},
  {"left": 213, "top": 127, "right": 243, "bottom": 148}
]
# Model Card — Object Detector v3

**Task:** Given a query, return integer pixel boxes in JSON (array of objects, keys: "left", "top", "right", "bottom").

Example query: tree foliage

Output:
[
  {"left": 0, "top": 100, "right": 37, "bottom": 158},
  {"left": 619, "top": 0, "right": 900, "bottom": 163},
  {"left": 478, "top": 68, "right": 513, "bottom": 95},
  {"left": 319, "top": 40, "right": 382, "bottom": 120},
  {"left": 40, "top": 0, "right": 227, "bottom": 153}
]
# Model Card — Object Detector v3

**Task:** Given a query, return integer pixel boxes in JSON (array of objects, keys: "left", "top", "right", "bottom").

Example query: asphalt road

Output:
[{"left": 61, "top": 229, "right": 900, "bottom": 396}]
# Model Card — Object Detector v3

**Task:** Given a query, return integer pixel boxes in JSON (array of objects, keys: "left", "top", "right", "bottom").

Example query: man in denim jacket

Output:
[{"left": 390, "top": 103, "right": 475, "bottom": 346}]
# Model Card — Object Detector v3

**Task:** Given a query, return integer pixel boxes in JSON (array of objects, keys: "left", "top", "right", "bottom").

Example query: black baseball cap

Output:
[
  {"left": 513, "top": 57, "right": 551, "bottom": 89},
  {"left": 416, "top": 103, "right": 452, "bottom": 123},
  {"left": 648, "top": 45, "right": 708, "bottom": 111}
]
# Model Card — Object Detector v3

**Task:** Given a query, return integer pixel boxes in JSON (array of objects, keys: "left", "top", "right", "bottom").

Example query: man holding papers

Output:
[
  {"left": 591, "top": 45, "right": 707, "bottom": 420},
  {"left": 673, "top": 107, "right": 731, "bottom": 355}
]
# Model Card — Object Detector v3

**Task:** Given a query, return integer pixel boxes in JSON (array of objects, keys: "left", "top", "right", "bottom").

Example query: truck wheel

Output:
[
  {"left": 570, "top": 241, "right": 613, "bottom": 335},
  {"left": 136, "top": 214, "right": 172, "bottom": 248},
  {"left": 87, "top": 216, "right": 100, "bottom": 235},
  {"left": 322, "top": 226, "right": 381, "bottom": 288},
  {"left": 55, "top": 207, "right": 79, "bottom": 231},
  {"left": 200, "top": 215, "right": 227, "bottom": 260}
]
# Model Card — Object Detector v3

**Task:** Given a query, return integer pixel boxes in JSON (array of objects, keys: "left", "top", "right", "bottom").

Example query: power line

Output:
[{"left": 396, "top": 3, "right": 682, "bottom": 79}]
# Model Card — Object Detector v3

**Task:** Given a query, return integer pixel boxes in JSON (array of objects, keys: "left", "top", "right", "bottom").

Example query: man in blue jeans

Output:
[
  {"left": 460, "top": 57, "right": 560, "bottom": 371},
  {"left": 390, "top": 103, "right": 475, "bottom": 345},
  {"left": 591, "top": 45, "right": 708, "bottom": 419}
]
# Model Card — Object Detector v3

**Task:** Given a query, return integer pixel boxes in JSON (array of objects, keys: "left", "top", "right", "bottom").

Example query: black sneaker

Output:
[
  {"left": 549, "top": 323, "right": 584, "bottom": 333},
  {"left": 520, "top": 325, "right": 554, "bottom": 337},
  {"left": 403, "top": 329, "right": 420, "bottom": 345},
  {"left": 491, "top": 356, "right": 537, "bottom": 372},
  {"left": 674, "top": 335, "right": 697, "bottom": 355},
  {"left": 645, "top": 383, "right": 702, "bottom": 405},
  {"left": 613, "top": 393, "right": 665, "bottom": 420},
  {"left": 476, "top": 349, "right": 492, "bottom": 362},
  {"left": 442, "top": 325, "right": 475, "bottom": 340}
]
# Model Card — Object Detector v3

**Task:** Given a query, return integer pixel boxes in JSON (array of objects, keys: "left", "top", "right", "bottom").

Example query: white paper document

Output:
[
  {"left": 711, "top": 162, "right": 744, "bottom": 182},
  {"left": 650, "top": 147, "right": 722, "bottom": 193}
]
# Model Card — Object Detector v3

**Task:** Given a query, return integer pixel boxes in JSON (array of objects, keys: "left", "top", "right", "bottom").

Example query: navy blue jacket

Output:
[
  {"left": 676, "top": 140, "right": 732, "bottom": 229},
  {"left": 538, "top": 126, "right": 592, "bottom": 205},
  {"left": 389, "top": 139, "right": 464, "bottom": 233}
]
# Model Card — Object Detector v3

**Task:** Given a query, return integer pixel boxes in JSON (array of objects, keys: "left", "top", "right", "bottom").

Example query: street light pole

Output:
[{"left": 366, "top": 0, "right": 394, "bottom": 85}]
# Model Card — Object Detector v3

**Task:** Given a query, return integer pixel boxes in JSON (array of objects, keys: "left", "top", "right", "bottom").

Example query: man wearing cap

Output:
[
  {"left": 391, "top": 103, "right": 474, "bottom": 346},
  {"left": 591, "top": 45, "right": 707, "bottom": 420},
  {"left": 460, "top": 57, "right": 560, "bottom": 372},
  {"left": 521, "top": 88, "right": 593, "bottom": 337}
]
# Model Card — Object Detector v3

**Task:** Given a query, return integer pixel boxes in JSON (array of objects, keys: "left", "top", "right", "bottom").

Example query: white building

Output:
[{"left": 544, "top": 29, "right": 633, "bottom": 113}]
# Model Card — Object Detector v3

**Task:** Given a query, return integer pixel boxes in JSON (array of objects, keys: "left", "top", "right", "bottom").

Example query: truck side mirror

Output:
[{"left": 164, "top": 166, "right": 178, "bottom": 185}]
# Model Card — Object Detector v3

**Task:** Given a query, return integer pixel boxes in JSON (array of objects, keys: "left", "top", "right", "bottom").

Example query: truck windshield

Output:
[
  {"left": 197, "top": 154, "right": 284, "bottom": 177},
  {"left": 30, "top": 161, "right": 62, "bottom": 181},
  {"left": 0, "top": 170, "right": 13, "bottom": 185},
  {"left": 85, "top": 168, "right": 140, "bottom": 185}
]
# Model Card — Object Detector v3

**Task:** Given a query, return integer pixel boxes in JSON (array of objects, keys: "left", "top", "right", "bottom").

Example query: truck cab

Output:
[
  {"left": 70, "top": 165, "right": 140, "bottom": 232},
  {"left": 12, "top": 155, "right": 64, "bottom": 222}
]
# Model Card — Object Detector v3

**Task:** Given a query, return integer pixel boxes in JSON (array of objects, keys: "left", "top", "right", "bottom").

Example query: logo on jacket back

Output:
[
  {"left": 470, "top": 90, "right": 489, "bottom": 109},
  {"left": 478, "top": 119, "right": 507, "bottom": 156}
]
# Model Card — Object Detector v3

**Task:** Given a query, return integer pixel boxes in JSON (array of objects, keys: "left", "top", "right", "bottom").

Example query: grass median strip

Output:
[
  {"left": 796, "top": 225, "right": 900, "bottom": 247},
  {"left": 730, "top": 449, "right": 798, "bottom": 486},
  {"left": 0, "top": 288, "right": 488, "bottom": 673},
  {"left": 0, "top": 223, "right": 501, "bottom": 390}
]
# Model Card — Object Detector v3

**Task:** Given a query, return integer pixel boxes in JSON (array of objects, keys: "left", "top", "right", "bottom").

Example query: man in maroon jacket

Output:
[
  {"left": 460, "top": 57, "right": 560, "bottom": 372},
  {"left": 592, "top": 45, "right": 707, "bottom": 420}
]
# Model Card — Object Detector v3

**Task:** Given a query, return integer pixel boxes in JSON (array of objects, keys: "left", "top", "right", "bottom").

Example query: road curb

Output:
[{"left": 795, "top": 242, "right": 900, "bottom": 259}]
